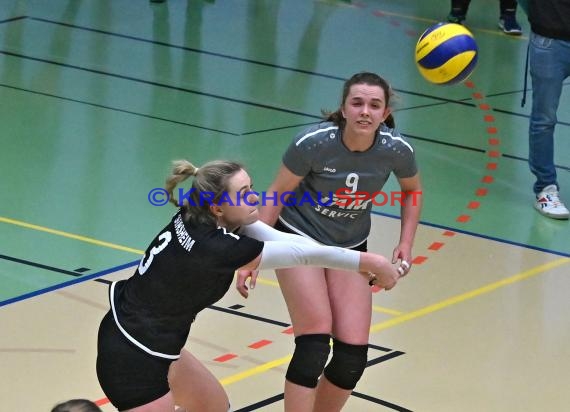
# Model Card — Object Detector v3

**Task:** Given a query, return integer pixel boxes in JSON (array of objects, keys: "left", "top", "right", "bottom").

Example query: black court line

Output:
[
  {"left": 0, "top": 82, "right": 240, "bottom": 136},
  {"left": 7, "top": 54, "right": 564, "bottom": 170},
  {"left": 26, "top": 16, "right": 483, "bottom": 106},
  {"left": 95, "top": 279, "right": 404, "bottom": 354},
  {"left": 368, "top": 342, "right": 393, "bottom": 353},
  {"left": 0, "top": 254, "right": 292, "bottom": 328},
  {"left": 96, "top": 275, "right": 291, "bottom": 327},
  {"left": 396, "top": 99, "right": 475, "bottom": 113},
  {"left": 241, "top": 120, "right": 570, "bottom": 173},
  {"left": 0, "top": 255, "right": 292, "bottom": 328},
  {"left": 0, "top": 253, "right": 82, "bottom": 277},
  {"left": 403, "top": 88, "right": 569, "bottom": 129},
  {"left": 0, "top": 16, "right": 26, "bottom": 24},
  {"left": 208, "top": 305, "right": 291, "bottom": 328},
  {"left": 352, "top": 392, "right": 414, "bottom": 412},
  {"left": 5, "top": 16, "right": 510, "bottom": 115},
  {"left": 234, "top": 394, "right": 284, "bottom": 412},
  {"left": 91, "top": 274, "right": 408, "bottom": 333},
  {"left": 0, "top": 49, "right": 317, "bottom": 119},
  {"left": 241, "top": 123, "right": 488, "bottom": 154},
  {"left": 235, "top": 391, "right": 413, "bottom": 412},
  {"left": 29, "top": 16, "right": 347, "bottom": 82},
  {"left": 240, "top": 121, "right": 321, "bottom": 136},
  {"left": 492, "top": 106, "right": 570, "bottom": 127},
  {"left": 0, "top": 254, "right": 132, "bottom": 299},
  {"left": 367, "top": 351, "right": 406, "bottom": 368},
  {"left": 235, "top": 349, "right": 407, "bottom": 411},
  {"left": 405, "top": 133, "right": 569, "bottom": 171},
  {"left": 93, "top": 271, "right": 405, "bottom": 340},
  {"left": 243, "top": 121, "right": 570, "bottom": 173},
  {"left": 4, "top": 16, "right": 551, "bottom": 136},
  {"left": 404, "top": 133, "right": 486, "bottom": 153},
  {"left": 16, "top": 15, "right": 570, "bottom": 134}
]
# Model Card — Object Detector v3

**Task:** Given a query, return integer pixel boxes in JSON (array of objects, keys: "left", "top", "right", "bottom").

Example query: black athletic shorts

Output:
[
  {"left": 273, "top": 219, "right": 368, "bottom": 252},
  {"left": 96, "top": 311, "right": 173, "bottom": 410}
]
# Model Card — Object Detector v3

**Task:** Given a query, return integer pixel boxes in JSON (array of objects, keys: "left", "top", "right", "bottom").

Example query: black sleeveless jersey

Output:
[{"left": 109, "top": 210, "right": 264, "bottom": 359}]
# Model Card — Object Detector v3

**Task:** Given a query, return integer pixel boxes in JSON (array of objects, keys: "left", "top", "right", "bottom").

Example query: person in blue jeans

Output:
[
  {"left": 519, "top": 0, "right": 570, "bottom": 219},
  {"left": 447, "top": 0, "right": 522, "bottom": 35}
]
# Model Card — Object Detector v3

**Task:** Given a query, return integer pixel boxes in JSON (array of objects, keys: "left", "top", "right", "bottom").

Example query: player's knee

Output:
[
  {"left": 285, "top": 334, "right": 331, "bottom": 388},
  {"left": 323, "top": 339, "right": 368, "bottom": 390}
]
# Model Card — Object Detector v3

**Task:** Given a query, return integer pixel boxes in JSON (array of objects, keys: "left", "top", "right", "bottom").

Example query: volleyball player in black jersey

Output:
[
  {"left": 96, "top": 159, "right": 403, "bottom": 412},
  {"left": 259, "top": 72, "right": 422, "bottom": 411}
]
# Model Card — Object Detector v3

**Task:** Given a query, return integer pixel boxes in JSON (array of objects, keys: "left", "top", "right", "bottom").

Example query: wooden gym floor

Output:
[{"left": 0, "top": 1, "right": 568, "bottom": 411}]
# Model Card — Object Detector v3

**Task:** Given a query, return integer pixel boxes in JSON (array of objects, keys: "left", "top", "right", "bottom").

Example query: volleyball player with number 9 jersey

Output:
[{"left": 259, "top": 72, "right": 422, "bottom": 412}]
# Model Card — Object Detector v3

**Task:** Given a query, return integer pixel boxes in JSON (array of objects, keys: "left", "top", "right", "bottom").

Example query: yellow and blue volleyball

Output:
[{"left": 415, "top": 22, "right": 478, "bottom": 85}]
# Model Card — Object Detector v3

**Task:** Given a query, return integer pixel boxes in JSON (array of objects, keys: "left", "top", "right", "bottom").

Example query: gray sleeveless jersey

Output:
[{"left": 278, "top": 121, "right": 417, "bottom": 248}]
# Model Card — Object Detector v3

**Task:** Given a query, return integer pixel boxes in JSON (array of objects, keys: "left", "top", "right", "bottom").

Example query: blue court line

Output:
[
  {"left": 0, "top": 260, "right": 139, "bottom": 308},
  {"left": 371, "top": 210, "right": 570, "bottom": 258}
]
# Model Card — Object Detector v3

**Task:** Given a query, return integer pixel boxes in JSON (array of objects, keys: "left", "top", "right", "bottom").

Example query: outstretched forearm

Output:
[
  {"left": 243, "top": 221, "right": 400, "bottom": 289},
  {"left": 257, "top": 241, "right": 400, "bottom": 290},
  {"left": 257, "top": 241, "right": 360, "bottom": 271}
]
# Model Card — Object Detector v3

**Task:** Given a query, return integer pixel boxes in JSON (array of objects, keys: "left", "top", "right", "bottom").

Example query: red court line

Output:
[
  {"left": 248, "top": 340, "right": 272, "bottom": 349},
  {"left": 428, "top": 242, "right": 444, "bottom": 251},
  {"left": 214, "top": 353, "right": 238, "bottom": 363},
  {"left": 468, "top": 201, "right": 481, "bottom": 209},
  {"left": 412, "top": 256, "right": 428, "bottom": 265},
  {"left": 94, "top": 397, "right": 109, "bottom": 407}
]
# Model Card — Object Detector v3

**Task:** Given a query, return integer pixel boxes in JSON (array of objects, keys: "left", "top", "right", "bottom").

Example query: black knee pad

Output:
[
  {"left": 323, "top": 339, "right": 368, "bottom": 390},
  {"left": 286, "top": 334, "right": 331, "bottom": 388}
]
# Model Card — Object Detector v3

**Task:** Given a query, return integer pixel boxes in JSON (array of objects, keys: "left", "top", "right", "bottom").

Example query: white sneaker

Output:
[{"left": 534, "top": 185, "right": 570, "bottom": 220}]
